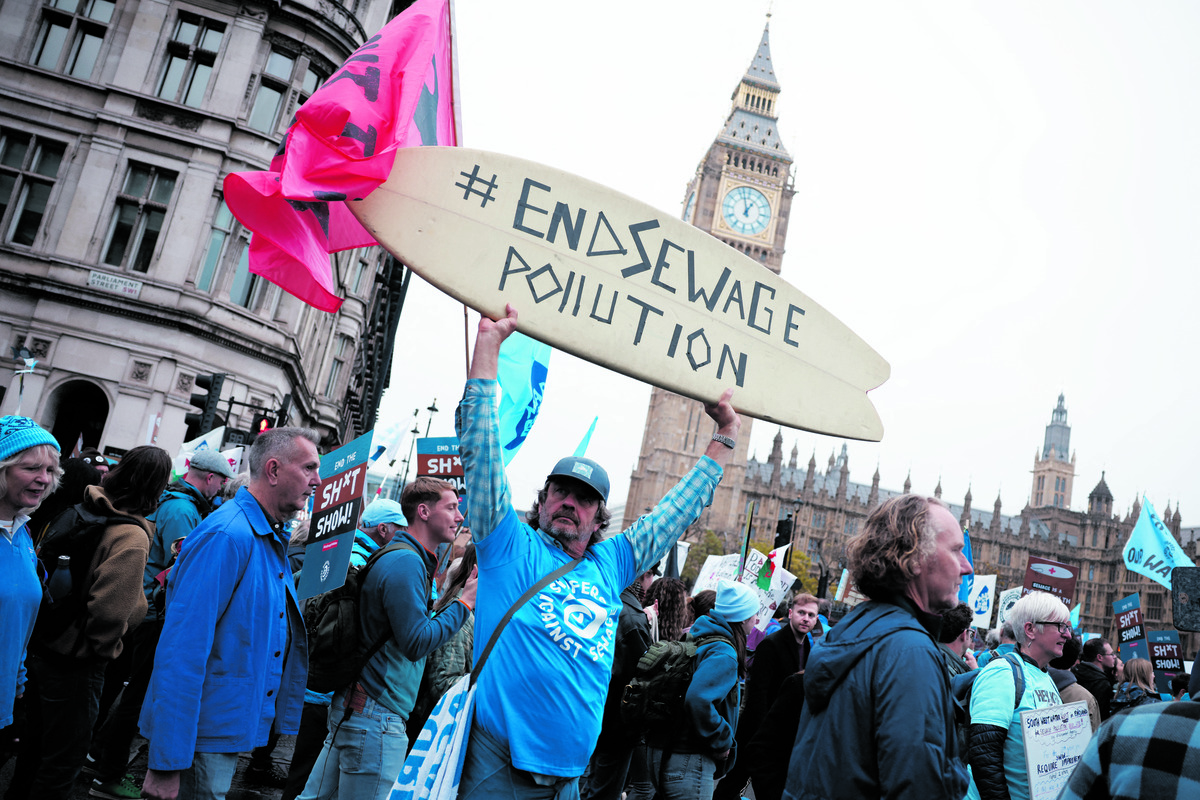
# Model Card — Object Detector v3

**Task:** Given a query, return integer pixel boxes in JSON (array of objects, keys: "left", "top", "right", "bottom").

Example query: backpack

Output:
[
  {"left": 33, "top": 502, "right": 141, "bottom": 647},
  {"left": 304, "top": 539, "right": 421, "bottom": 693},
  {"left": 620, "top": 633, "right": 731, "bottom": 732},
  {"left": 951, "top": 651, "right": 1025, "bottom": 727}
]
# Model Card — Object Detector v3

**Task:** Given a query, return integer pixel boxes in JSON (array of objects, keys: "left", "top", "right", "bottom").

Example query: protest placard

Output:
[
  {"left": 297, "top": 431, "right": 373, "bottom": 600},
  {"left": 1020, "top": 701, "right": 1092, "bottom": 800},
  {"left": 1023, "top": 556, "right": 1077, "bottom": 606},
  {"left": 1112, "top": 593, "right": 1149, "bottom": 661}
]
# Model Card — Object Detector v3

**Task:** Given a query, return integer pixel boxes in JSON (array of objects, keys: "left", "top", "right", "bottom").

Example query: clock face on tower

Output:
[
  {"left": 683, "top": 191, "right": 696, "bottom": 223},
  {"left": 721, "top": 185, "right": 771, "bottom": 236}
]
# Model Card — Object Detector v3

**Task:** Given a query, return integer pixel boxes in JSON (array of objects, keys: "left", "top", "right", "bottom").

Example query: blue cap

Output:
[
  {"left": 362, "top": 498, "right": 408, "bottom": 528},
  {"left": 0, "top": 416, "right": 60, "bottom": 462},
  {"left": 548, "top": 456, "right": 609, "bottom": 503}
]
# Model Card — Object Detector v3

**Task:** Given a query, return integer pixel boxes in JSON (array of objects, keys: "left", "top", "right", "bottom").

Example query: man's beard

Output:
[{"left": 538, "top": 507, "right": 588, "bottom": 546}]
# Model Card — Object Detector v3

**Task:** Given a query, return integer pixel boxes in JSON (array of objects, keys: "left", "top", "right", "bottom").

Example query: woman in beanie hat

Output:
[
  {"left": 628, "top": 579, "right": 759, "bottom": 800},
  {"left": 0, "top": 416, "right": 62, "bottom": 745}
]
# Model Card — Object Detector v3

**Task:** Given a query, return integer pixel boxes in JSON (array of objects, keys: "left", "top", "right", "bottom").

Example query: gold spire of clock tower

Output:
[{"left": 623, "top": 22, "right": 795, "bottom": 537}]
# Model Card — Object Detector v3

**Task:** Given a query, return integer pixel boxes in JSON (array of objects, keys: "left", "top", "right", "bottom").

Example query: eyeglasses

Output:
[{"left": 1035, "top": 620, "right": 1071, "bottom": 634}]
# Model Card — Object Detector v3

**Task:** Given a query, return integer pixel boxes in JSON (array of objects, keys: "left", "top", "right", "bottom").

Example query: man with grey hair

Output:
[
  {"left": 140, "top": 427, "right": 321, "bottom": 800},
  {"left": 784, "top": 493, "right": 972, "bottom": 800}
]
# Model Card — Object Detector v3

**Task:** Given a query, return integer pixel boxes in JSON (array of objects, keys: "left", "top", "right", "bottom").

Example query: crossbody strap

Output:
[{"left": 470, "top": 555, "right": 584, "bottom": 685}]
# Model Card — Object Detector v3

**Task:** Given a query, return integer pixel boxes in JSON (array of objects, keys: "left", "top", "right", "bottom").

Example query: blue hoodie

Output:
[
  {"left": 649, "top": 611, "right": 742, "bottom": 771},
  {"left": 784, "top": 596, "right": 968, "bottom": 800}
]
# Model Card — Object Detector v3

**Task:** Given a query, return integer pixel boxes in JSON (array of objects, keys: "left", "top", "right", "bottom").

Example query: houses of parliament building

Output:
[{"left": 622, "top": 24, "right": 1194, "bottom": 656}]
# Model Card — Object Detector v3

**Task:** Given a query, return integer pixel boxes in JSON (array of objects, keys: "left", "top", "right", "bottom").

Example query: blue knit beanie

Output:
[
  {"left": 0, "top": 416, "right": 60, "bottom": 462},
  {"left": 715, "top": 579, "right": 760, "bottom": 623}
]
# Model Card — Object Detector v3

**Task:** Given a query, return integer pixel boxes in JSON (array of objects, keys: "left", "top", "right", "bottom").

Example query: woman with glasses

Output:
[{"left": 965, "top": 591, "right": 1069, "bottom": 800}]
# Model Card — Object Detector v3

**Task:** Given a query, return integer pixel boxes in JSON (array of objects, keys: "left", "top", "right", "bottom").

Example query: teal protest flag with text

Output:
[
  {"left": 497, "top": 332, "right": 552, "bottom": 465},
  {"left": 1123, "top": 496, "right": 1194, "bottom": 589}
]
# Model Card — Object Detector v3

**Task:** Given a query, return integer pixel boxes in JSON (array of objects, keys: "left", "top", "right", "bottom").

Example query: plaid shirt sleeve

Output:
[
  {"left": 1057, "top": 700, "right": 1200, "bottom": 800},
  {"left": 622, "top": 456, "right": 722, "bottom": 574},
  {"left": 455, "top": 378, "right": 512, "bottom": 540}
]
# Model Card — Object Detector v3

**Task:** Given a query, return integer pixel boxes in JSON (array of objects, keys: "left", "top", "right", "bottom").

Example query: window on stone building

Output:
[
  {"left": 807, "top": 537, "right": 822, "bottom": 557},
  {"left": 196, "top": 199, "right": 235, "bottom": 291},
  {"left": 325, "top": 335, "right": 352, "bottom": 397},
  {"left": 350, "top": 256, "right": 373, "bottom": 294},
  {"left": 843, "top": 518, "right": 858, "bottom": 535},
  {"left": 248, "top": 45, "right": 326, "bottom": 134},
  {"left": 228, "top": 244, "right": 274, "bottom": 312},
  {"left": 1088, "top": 566, "right": 1094, "bottom": 581},
  {"left": 1108, "top": 564, "right": 1117, "bottom": 583},
  {"left": 811, "top": 511, "right": 826, "bottom": 530},
  {"left": 1, "top": 130, "right": 66, "bottom": 247},
  {"left": 1146, "top": 592, "right": 1163, "bottom": 621},
  {"left": 1084, "top": 590, "right": 1091, "bottom": 615},
  {"left": 156, "top": 14, "right": 225, "bottom": 107},
  {"left": 31, "top": 0, "right": 113, "bottom": 79},
  {"left": 102, "top": 163, "right": 176, "bottom": 271}
]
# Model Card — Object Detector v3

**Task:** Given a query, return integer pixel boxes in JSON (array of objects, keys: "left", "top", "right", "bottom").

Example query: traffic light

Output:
[
  {"left": 251, "top": 412, "right": 275, "bottom": 436},
  {"left": 185, "top": 373, "right": 226, "bottom": 434}
]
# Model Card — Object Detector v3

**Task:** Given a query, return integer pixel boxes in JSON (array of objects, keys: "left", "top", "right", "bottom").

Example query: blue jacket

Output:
[
  {"left": 783, "top": 596, "right": 968, "bottom": 800},
  {"left": 0, "top": 516, "right": 40, "bottom": 728},
  {"left": 139, "top": 487, "right": 307, "bottom": 770},
  {"left": 678, "top": 612, "right": 742, "bottom": 769},
  {"left": 144, "top": 480, "right": 211, "bottom": 618}
]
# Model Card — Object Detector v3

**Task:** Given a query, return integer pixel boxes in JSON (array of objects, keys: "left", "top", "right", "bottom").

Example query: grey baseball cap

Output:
[{"left": 547, "top": 456, "right": 610, "bottom": 503}]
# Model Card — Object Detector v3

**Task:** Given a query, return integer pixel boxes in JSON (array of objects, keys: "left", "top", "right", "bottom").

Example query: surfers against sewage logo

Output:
[{"left": 535, "top": 577, "right": 617, "bottom": 662}]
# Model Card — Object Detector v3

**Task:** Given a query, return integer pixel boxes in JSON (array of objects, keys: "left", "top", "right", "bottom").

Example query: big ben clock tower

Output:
[{"left": 623, "top": 22, "right": 795, "bottom": 537}]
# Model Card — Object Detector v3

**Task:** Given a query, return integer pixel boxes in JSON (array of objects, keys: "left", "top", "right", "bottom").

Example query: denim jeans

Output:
[
  {"left": 4, "top": 653, "right": 105, "bottom": 800},
  {"left": 459, "top": 725, "right": 580, "bottom": 800},
  {"left": 625, "top": 748, "right": 717, "bottom": 800},
  {"left": 298, "top": 687, "right": 409, "bottom": 800},
  {"left": 180, "top": 751, "right": 240, "bottom": 800}
]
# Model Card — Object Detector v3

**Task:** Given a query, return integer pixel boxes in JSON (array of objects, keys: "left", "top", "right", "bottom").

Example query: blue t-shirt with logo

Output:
[
  {"left": 967, "top": 654, "right": 1062, "bottom": 800},
  {"left": 472, "top": 508, "right": 635, "bottom": 776}
]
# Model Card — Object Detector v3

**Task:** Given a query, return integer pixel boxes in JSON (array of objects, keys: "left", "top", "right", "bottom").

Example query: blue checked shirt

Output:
[{"left": 454, "top": 378, "right": 722, "bottom": 776}]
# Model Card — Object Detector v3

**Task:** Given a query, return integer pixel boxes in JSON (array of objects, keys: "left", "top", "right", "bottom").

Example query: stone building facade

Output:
[{"left": 0, "top": 0, "right": 412, "bottom": 455}]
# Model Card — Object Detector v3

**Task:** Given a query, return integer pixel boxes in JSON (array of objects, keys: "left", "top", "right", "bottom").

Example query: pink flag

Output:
[{"left": 224, "top": 0, "right": 458, "bottom": 312}]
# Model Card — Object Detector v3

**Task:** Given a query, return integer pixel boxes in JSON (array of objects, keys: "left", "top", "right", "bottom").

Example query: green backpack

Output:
[{"left": 620, "top": 633, "right": 731, "bottom": 732}]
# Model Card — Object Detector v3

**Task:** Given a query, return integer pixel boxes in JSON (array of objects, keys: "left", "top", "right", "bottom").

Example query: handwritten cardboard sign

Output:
[
  {"left": 1020, "top": 701, "right": 1092, "bottom": 800},
  {"left": 692, "top": 550, "right": 796, "bottom": 631},
  {"left": 1022, "top": 556, "right": 1077, "bottom": 606}
]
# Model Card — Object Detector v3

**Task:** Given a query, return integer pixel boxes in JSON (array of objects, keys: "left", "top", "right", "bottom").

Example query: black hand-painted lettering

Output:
[
  {"left": 286, "top": 199, "right": 331, "bottom": 239},
  {"left": 548, "top": 202, "right": 586, "bottom": 250},
  {"left": 686, "top": 329, "right": 711, "bottom": 371},
  {"left": 325, "top": 66, "right": 381, "bottom": 103},
  {"left": 455, "top": 165, "right": 499, "bottom": 208},
  {"left": 587, "top": 211, "right": 627, "bottom": 257},
  {"left": 722, "top": 279, "right": 745, "bottom": 319},
  {"left": 557, "top": 271, "right": 576, "bottom": 313},
  {"left": 513, "top": 179, "right": 551, "bottom": 237},
  {"left": 651, "top": 239, "right": 681, "bottom": 294},
  {"left": 498, "top": 246, "right": 532, "bottom": 290},
  {"left": 667, "top": 324, "right": 682, "bottom": 357},
  {"left": 783, "top": 304, "right": 806, "bottom": 347},
  {"left": 620, "top": 220, "right": 660, "bottom": 278},
  {"left": 589, "top": 284, "right": 618, "bottom": 323},
  {"left": 717, "top": 345, "right": 747, "bottom": 387},
  {"left": 625, "top": 295, "right": 663, "bottom": 345},
  {"left": 526, "top": 264, "right": 563, "bottom": 304},
  {"left": 748, "top": 281, "right": 775, "bottom": 334},
  {"left": 340, "top": 122, "right": 378, "bottom": 158},
  {"left": 572, "top": 274, "right": 586, "bottom": 316},
  {"left": 687, "top": 258, "right": 731, "bottom": 312}
]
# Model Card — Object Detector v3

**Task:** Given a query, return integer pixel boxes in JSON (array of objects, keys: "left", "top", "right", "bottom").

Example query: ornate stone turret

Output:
[
  {"left": 1032, "top": 394, "right": 1076, "bottom": 508},
  {"left": 961, "top": 486, "right": 973, "bottom": 527},
  {"left": 992, "top": 494, "right": 1003, "bottom": 530},
  {"left": 903, "top": 471, "right": 912, "bottom": 494},
  {"left": 868, "top": 464, "right": 880, "bottom": 508},
  {"left": 836, "top": 445, "right": 849, "bottom": 501},
  {"left": 769, "top": 429, "right": 784, "bottom": 489},
  {"left": 1087, "top": 471, "right": 1113, "bottom": 517},
  {"left": 803, "top": 451, "right": 816, "bottom": 494},
  {"left": 789, "top": 443, "right": 798, "bottom": 470},
  {"left": 934, "top": 477, "right": 943, "bottom": 500}
]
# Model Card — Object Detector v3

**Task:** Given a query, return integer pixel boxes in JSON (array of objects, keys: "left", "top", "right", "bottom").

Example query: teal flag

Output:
[
  {"left": 497, "top": 332, "right": 551, "bottom": 465},
  {"left": 957, "top": 527, "right": 974, "bottom": 604},
  {"left": 1123, "top": 497, "right": 1194, "bottom": 589},
  {"left": 573, "top": 417, "right": 598, "bottom": 457},
  {"left": 1070, "top": 603, "right": 1080, "bottom": 630}
]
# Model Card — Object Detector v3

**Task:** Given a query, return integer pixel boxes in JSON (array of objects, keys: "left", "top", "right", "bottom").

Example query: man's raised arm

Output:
[
  {"left": 626, "top": 389, "right": 741, "bottom": 572},
  {"left": 455, "top": 305, "right": 520, "bottom": 541}
]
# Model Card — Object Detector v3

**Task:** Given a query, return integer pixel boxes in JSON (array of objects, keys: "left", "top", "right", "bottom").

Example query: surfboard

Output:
[{"left": 349, "top": 147, "right": 890, "bottom": 441}]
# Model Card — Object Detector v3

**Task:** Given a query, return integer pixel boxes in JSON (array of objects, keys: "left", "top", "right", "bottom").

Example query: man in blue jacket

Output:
[
  {"left": 139, "top": 428, "right": 321, "bottom": 800},
  {"left": 783, "top": 494, "right": 972, "bottom": 800},
  {"left": 89, "top": 449, "right": 236, "bottom": 798}
]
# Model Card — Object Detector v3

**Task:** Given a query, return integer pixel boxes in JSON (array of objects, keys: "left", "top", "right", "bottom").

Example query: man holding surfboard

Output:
[{"left": 454, "top": 304, "right": 740, "bottom": 798}]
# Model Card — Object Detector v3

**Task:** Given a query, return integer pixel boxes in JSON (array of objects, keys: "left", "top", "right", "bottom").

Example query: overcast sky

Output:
[{"left": 373, "top": 1, "right": 1200, "bottom": 527}]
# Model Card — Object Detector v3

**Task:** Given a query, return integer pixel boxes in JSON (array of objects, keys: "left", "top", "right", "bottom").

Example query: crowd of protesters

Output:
[{"left": 0, "top": 307, "right": 1196, "bottom": 800}]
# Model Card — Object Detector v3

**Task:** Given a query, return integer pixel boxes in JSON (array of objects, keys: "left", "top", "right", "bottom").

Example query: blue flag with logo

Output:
[
  {"left": 497, "top": 332, "right": 552, "bottom": 465},
  {"left": 958, "top": 527, "right": 974, "bottom": 604},
  {"left": 1123, "top": 496, "right": 1194, "bottom": 589}
]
